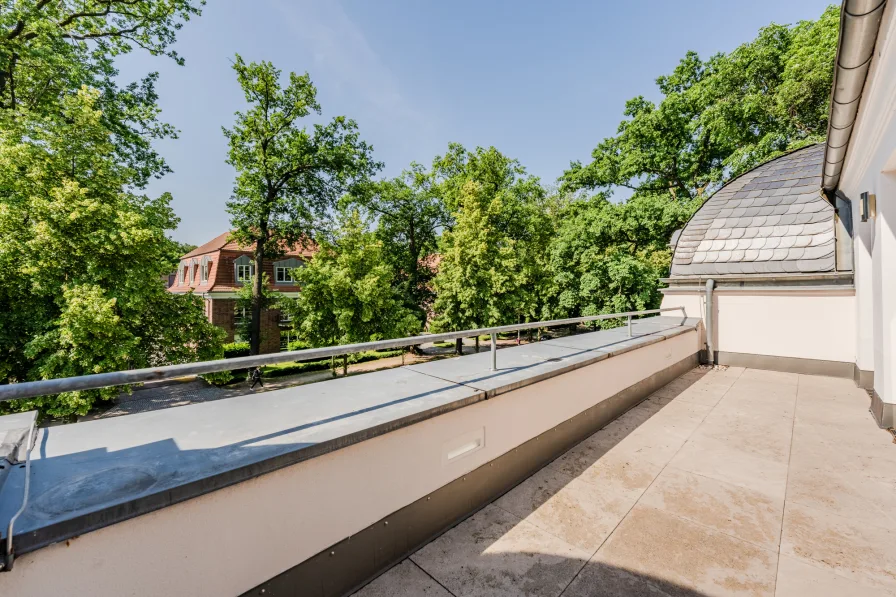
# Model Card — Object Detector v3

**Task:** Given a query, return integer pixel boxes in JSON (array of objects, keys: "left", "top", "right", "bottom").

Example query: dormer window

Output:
[
  {"left": 200, "top": 256, "right": 212, "bottom": 283},
  {"left": 233, "top": 255, "right": 255, "bottom": 283},
  {"left": 273, "top": 257, "right": 303, "bottom": 284}
]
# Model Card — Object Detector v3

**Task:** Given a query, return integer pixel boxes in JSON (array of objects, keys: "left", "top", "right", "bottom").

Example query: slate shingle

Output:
[{"left": 669, "top": 144, "right": 841, "bottom": 276}]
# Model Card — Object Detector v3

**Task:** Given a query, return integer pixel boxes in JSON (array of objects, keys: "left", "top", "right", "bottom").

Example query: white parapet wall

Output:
[
  {"left": 0, "top": 320, "right": 700, "bottom": 597},
  {"left": 662, "top": 288, "right": 856, "bottom": 367}
]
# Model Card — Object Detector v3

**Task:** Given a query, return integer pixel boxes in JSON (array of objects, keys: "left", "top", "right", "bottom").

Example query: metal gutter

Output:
[{"left": 823, "top": 0, "right": 887, "bottom": 192}]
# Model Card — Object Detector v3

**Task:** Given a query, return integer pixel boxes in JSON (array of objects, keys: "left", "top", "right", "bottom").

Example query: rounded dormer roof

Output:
[{"left": 670, "top": 144, "right": 836, "bottom": 277}]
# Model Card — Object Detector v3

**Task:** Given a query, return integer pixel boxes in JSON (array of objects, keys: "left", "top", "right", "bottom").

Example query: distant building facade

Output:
[{"left": 168, "top": 232, "right": 315, "bottom": 353}]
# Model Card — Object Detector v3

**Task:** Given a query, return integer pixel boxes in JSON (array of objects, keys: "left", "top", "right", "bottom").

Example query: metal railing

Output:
[{"left": 0, "top": 307, "right": 688, "bottom": 403}]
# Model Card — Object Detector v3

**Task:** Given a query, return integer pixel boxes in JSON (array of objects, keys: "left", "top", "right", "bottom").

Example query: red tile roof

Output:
[{"left": 183, "top": 231, "right": 316, "bottom": 259}]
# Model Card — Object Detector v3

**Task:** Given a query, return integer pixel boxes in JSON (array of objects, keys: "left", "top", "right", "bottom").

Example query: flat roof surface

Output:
[{"left": 0, "top": 316, "right": 698, "bottom": 557}]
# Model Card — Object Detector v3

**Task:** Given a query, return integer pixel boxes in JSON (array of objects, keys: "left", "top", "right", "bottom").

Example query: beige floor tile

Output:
[
  {"left": 689, "top": 409, "right": 794, "bottom": 463},
  {"left": 353, "top": 559, "right": 452, "bottom": 597},
  {"left": 592, "top": 505, "right": 777, "bottom": 597},
  {"left": 639, "top": 468, "right": 783, "bottom": 551},
  {"left": 636, "top": 399, "right": 714, "bottom": 439},
  {"left": 550, "top": 420, "right": 641, "bottom": 478},
  {"left": 715, "top": 387, "right": 797, "bottom": 419},
  {"left": 739, "top": 368, "right": 799, "bottom": 385},
  {"left": 791, "top": 420, "right": 896, "bottom": 463},
  {"left": 785, "top": 463, "right": 896, "bottom": 529},
  {"left": 775, "top": 554, "right": 896, "bottom": 597},
  {"left": 573, "top": 449, "right": 665, "bottom": 498},
  {"left": 411, "top": 504, "right": 588, "bottom": 597},
  {"left": 495, "top": 466, "right": 633, "bottom": 553},
  {"left": 724, "top": 380, "right": 798, "bottom": 404},
  {"left": 781, "top": 502, "right": 896, "bottom": 592},
  {"left": 669, "top": 435, "right": 789, "bottom": 501},
  {"left": 666, "top": 382, "right": 731, "bottom": 407}
]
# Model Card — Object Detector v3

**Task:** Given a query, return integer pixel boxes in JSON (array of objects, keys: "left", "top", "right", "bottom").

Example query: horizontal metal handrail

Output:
[{"left": 0, "top": 307, "right": 688, "bottom": 402}]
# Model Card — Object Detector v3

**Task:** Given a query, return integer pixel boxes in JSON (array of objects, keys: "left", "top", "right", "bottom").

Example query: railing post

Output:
[
  {"left": 490, "top": 333, "right": 498, "bottom": 371},
  {"left": 628, "top": 315, "right": 632, "bottom": 337}
]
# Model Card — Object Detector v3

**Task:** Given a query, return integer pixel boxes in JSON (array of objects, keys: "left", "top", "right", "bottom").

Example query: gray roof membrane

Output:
[{"left": 670, "top": 144, "right": 839, "bottom": 276}]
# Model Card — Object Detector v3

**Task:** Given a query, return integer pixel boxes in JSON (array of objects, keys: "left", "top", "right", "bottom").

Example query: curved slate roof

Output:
[{"left": 670, "top": 144, "right": 836, "bottom": 277}]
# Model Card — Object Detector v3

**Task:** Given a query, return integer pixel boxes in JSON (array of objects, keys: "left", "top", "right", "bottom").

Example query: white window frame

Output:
[
  {"left": 273, "top": 257, "right": 303, "bottom": 284},
  {"left": 275, "top": 266, "right": 295, "bottom": 283},
  {"left": 200, "top": 256, "right": 211, "bottom": 283},
  {"left": 235, "top": 264, "right": 255, "bottom": 282}
]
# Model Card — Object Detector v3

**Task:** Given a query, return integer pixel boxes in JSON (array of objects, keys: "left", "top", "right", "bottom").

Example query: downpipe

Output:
[{"left": 705, "top": 279, "right": 715, "bottom": 366}]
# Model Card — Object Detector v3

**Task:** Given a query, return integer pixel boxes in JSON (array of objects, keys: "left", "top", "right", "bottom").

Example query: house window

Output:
[
  {"left": 273, "top": 257, "right": 303, "bottom": 284},
  {"left": 275, "top": 266, "right": 295, "bottom": 283},
  {"left": 233, "top": 306, "right": 249, "bottom": 325},
  {"left": 235, "top": 264, "right": 255, "bottom": 282},
  {"left": 200, "top": 257, "right": 211, "bottom": 283}
]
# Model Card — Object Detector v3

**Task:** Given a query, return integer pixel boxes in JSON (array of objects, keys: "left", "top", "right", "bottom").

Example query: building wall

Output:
[
  {"left": 662, "top": 289, "right": 856, "bottom": 364},
  {"left": 838, "top": 1, "right": 896, "bottom": 424},
  {"left": 0, "top": 331, "right": 699, "bottom": 597},
  {"left": 207, "top": 297, "right": 282, "bottom": 353}
]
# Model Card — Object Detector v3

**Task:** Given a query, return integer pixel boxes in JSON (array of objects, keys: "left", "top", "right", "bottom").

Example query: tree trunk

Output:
[
  {"left": 249, "top": 224, "right": 267, "bottom": 356},
  {"left": 342, "top": 354, "right": 348, "bottom": 376},
  {"left": 455, "top": 338, "right": 463, "bottom": 355}
]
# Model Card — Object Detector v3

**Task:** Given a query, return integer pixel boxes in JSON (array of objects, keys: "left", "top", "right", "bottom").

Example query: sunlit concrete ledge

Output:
[{"left": 0, "top": 316, "right": 701, "bottom": 596}]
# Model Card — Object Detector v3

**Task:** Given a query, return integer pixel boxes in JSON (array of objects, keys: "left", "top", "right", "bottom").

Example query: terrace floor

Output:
[{"left": 352, "top": 367, "right": 896, "bottom": 597}]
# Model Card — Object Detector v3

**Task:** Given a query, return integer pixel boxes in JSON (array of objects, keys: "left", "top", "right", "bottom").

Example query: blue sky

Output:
[{"left": 116, "top": 0, "right": 834, "bottom": 245}]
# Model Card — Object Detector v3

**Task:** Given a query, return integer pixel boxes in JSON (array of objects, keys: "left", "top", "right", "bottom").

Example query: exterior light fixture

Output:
[{"left": 860, "top": 192, "right": 876, "bottom": 222}]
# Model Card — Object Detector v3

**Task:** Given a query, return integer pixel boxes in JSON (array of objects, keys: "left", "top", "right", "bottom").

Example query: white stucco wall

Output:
[
  {"left": 0, "top": 331, "right": 699, "bottom": 597},
  {"left": 838, "top": 1, "right": 896, "bottom": 409},
  {"left": 662, "top": 289, "right": 856, "bottom": 363}
]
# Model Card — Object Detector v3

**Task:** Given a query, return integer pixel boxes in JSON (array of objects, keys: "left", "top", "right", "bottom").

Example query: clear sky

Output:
[{"left": 116, "top": 0, "right": 834, "bottom": 245}]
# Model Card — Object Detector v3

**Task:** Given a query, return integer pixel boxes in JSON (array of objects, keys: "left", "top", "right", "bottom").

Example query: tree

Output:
[
  {"left": 0, "top": 87, "right": 223, "bottom": 418},
  {"left": 1, "top": 0, "right": 202, "bottom": 183},
  {"left": 561, "top": 5, "right": 840, "bottom": 198},
  {"left": 345, "top": 166, "right": 449, "bottom": 325},
  {"left": 224, "top": 56, "right": 380, "bottom": 355},
  {"left": 548, "top": 6, "right": 839, "bottom": 326},
  {"left": 544, "top": 193, "right": 700, "bottom": 325},
  {"left": 0, "top": 1, "right": 224, "bottom": 419},
  {"left": 283, "top": 209, "right": 421, "bottom": 371},
  {"left": 430, "top": 146, "right": 545, "bottom": 345}
]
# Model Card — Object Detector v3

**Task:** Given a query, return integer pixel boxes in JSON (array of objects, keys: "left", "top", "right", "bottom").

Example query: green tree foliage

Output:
[
  {"left": 0, "top": 1, "right": 224, "bottom": 418},
  {"left": 283, "top": 209, "right": 421, "bottom": 350},
  {"left": 0, "top": 87, "right": 223, "bottom": 418},
  {"left": 544, "top": 6, "right": 839, "bottom": 325},
  {"left": 345, "top": 166, "right": 449, "bottom": 325},
  {"left": 430, "top": 145, "right": 547, "bottom": 333},
  {"left": 544, "top": 193, "right": 701, "bottom": 325},
  {"left": 561, "top": 5, "right": 840, "bottom": 198},
  {"left": 224, "top": 55, "right": 380, "bottom": 355}
]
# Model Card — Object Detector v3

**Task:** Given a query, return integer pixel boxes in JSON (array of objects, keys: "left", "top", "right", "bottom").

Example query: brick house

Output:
[{"left": 168, "top": 232, "right": 315, "bottom": 353}]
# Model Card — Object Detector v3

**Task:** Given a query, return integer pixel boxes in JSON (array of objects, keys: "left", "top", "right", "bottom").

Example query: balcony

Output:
[
  {"left": 353, "top": 367, "right": 896, "bottom": 597},
  {"left": 0, "top": 315, "right": 893, "bottom": 597}
]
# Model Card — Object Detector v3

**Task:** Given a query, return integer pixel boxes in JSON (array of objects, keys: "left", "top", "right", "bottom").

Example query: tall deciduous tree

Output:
[
  {"left": 561, "top": 5, "right": 839, "bottom": 198},
  {"left": 224, "top": 56, "right": 380, "bottom": 355},
  {"left": 430, "top": 145, "right": 545, "bottom": 341},
  {"left": 283, "top": 209, "right": 421, "bottom": 355},
  {"left": 0, "top": 1, "right": 224, "bottom": 419},
  {"left": 346, "top": 166, "right": 449, "bottom": 324}
]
